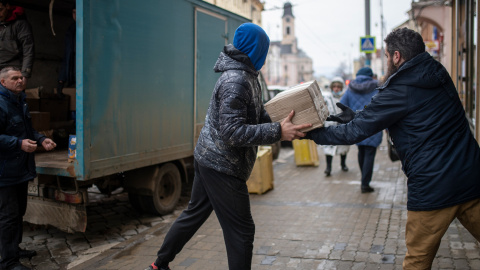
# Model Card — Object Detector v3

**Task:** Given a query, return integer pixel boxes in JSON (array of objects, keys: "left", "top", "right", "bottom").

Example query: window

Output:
[{"left": 286, "top": 27, "right": 290, "bottom": 35}]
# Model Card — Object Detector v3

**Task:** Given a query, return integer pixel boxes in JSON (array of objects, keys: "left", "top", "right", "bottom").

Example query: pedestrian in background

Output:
[
  {"left": 145, "top": 23, "right": 310, "bottom": 270},
  {"left": 307, "top": 27, "right": 480, "bottom": 269},
  {"left": 339, "top": 67, "right": 381, "bottom": 193},
  {"left": 0, "top": 67, "right": 57, "bottom": 270},
  {"left": 0, "top": 1, "right": 34, "bottom": 80},
  {"left": 322, "top": 77, "right": 349, "bottom": 177}
]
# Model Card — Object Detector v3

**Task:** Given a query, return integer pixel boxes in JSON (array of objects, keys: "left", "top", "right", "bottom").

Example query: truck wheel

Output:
[
  {"left": 151, "top": 163, "right": 182, "bottom": 215},
  {"left": 126, "top": 163, "right": 182, "bottom": 215},
  {"left": 271, "top": 141, "right": 281, "bottom": 160}
]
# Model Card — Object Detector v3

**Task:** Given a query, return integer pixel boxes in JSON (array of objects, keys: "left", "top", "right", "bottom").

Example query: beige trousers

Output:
[{"left": 403, "top": 198, "right": 480, "bottom": 269}]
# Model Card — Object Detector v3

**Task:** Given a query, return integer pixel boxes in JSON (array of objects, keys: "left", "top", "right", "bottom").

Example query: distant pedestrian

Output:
[
  {"left": 145, "top": 23, "right": 310, "bottom": 270},
  {"left": 307, "top": 27, "right": 480, "bottom": 269},
  {"left": 339, "top": 67, "right": 382, "bottom": 193},
  {"left": 0, "top": 67, "right": 57, "bottom": 270},
  {"left": 322, "top": 77, "right": 349, "bottom": 177}
]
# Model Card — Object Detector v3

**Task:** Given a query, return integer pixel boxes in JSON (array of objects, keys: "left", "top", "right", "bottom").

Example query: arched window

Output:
[{"left": 286, "top": 27, "right": 290, "bottom": 35}]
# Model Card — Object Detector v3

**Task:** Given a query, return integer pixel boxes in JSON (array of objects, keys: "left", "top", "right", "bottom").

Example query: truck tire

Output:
[
  {"left": 151, "top": 163, "right": 182, "bottom": 215},
  {"left": 129, "top": 163, "right": 182, "bottom": 215}
]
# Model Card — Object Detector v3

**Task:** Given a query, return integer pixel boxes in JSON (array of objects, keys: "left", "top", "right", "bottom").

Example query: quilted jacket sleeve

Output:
[
  {"left": 308, "top": 87, "right": 408, "bottom": 146},
  {"left": 218, "top": 82, "right": 281, "bottom": 147}
]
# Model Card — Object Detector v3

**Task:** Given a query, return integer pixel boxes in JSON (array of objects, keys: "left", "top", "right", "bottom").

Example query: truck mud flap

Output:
[{"left": 24, "top": 196, "right": 87, "bottom": 233}]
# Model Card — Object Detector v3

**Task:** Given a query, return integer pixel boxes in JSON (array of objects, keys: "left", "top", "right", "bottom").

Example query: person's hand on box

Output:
[
  {"left": 41, "top": 138, "right": 57, "bottom": 151},
  {"left": 326, "top": 103, "right": 356, "bottom": 124},
  {"left": 280, "top": 110, "right": 312, "bottom": 141}
]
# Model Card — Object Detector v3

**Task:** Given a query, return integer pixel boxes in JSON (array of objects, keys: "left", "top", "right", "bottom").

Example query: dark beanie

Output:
[{"left": 356, "top": 67, "right": 373, "bottom": 77}]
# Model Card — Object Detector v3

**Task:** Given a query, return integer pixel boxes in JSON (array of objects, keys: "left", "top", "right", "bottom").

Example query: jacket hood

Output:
[
  {"left": 3, "top": 6, "right": 24, "bottom": 23},
  {"left": 233, "top": 23, "right": 270, "bottom": 71},
  {"left": 378, "top": 52, "right": 442, "bottom": 91},
  {"left": 214, "top": 44, "right": 258, "bottom": 75},
  {"left": 348, "top": 75, "right": 378, "bottom": 94}
]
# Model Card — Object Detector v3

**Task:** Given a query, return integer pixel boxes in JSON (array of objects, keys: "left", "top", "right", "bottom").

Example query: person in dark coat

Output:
[
  {"left": 57, "top": 6, "right": 76, "bottom": 96},
  {"left": 145, "top": 23, "right": 310, "bottom": 270},
  {"left": 340, "top": 67, "right": 382, "bottom": 193},
  {"left": 0, "top": 1, "right": 34, "bottom": 79},
  {"left": 308, "top": 28, "right": 480, "bottom": 269},
  {"left": 0, "top": 67, "right": 57, "bottom": 270}
]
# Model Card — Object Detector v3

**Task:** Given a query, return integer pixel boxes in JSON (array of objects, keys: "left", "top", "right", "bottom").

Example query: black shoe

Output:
[
  {"left": 145, "top": 262, "right": 170, "bottom": 270},
  {"left": 324, "top": 168, "right": 331, "bottom": 177},
  {"left": 19, "top": 249, "right": 37, "bottom": 259},
  {"left": 361, "top": 186, "right": 375, "bottom": 193},
  {"left": 8, "top": 263, "right": 31, "bottom": 270},
  {"left": 341, "top": 165, "right": 349, "bottom": 172}
]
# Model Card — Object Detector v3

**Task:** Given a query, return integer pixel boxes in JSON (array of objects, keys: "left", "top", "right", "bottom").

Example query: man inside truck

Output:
[
  {"left": 0, "top": 1, "right": 34, "bottom": 80},
  {"left": 146, "top": 23, "right": 311, "bottom": 270},
  {"left": 0, "top": 67, "right": 57, "bottom": 270}
]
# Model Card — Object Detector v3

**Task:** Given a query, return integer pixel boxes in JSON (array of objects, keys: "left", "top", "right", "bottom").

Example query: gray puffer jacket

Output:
[{"left": 194, "top": 45, "right": 281, "bottom": 181}]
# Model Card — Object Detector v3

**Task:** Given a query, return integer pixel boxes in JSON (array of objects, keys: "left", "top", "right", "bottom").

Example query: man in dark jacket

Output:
[
  {"left": 0, "top": 67, "right": 56, "bottom": 270},
  {"left": 308, "top": 28, "right": 480, "bottom": 269},
  {"left": 0, "top": 1, "right": 34, "bottom": 79},
  {"left": 340, "top": 67, "right": 382, "bottom": 193},
  {"left": 145, "top": 23, "right": 310, "bottom": 270}
]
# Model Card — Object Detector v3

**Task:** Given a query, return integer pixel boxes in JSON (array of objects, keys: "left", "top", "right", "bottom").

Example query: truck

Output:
[{"left": 20, "top": 0, "right": 251, "bottom": 233}]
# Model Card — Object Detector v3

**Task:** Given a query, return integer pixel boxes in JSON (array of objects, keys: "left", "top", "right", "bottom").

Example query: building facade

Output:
[
  {"left": 262, "top": 2, "right": 314, "bottom": 87},
  {"left": 202, "top": 0, "right": 264, "bottom": 25}
]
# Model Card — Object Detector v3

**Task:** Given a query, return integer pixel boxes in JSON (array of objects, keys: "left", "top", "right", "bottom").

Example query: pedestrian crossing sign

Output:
[{"left": 360, "top": 36, "right": 376, "bottom": 53}]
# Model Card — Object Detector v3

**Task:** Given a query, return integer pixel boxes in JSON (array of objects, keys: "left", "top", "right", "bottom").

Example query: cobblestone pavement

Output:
[
  {"left": 18, "top": 140, "right": 480, "bottom": 270},
  {"left": 17, "top": 187, "right": 191, "bottom": 270}
]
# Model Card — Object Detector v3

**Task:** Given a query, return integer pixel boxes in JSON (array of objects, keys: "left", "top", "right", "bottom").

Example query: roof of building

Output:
[{"left": 282, "top": 2, "right": 294, "bottom": 18}]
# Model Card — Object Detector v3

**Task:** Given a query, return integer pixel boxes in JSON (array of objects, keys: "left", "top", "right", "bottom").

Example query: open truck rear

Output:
[{"left": 21, "top": 0, "right": 249, "bottom": 232}]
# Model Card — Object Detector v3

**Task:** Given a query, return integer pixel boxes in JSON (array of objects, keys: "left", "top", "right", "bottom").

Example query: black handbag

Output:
[{"left": 387, "top": 132, "right": 400, "bottom": 162}]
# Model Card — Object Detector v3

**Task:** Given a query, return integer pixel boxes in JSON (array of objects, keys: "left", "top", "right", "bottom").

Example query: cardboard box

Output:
[
  {"left": 40, "top": 97, "right": 69, "bottom": 122},
  {"left": 26, "top": 99, "right": 40, "bottom": 111},
  {"left": 30, "top": 111, "right": 50, "bottom": 131},
  {"left": 264, "top": 80, "right": 329, "bottom": 132},
  {"left": 246, "top": 146, "right": 274, "bottom": 194},
  {"left": 25, "top": 87, "right": 40, "bottom": 99},
  {"left": 56, "top": 87, "right": 76, "bottom": 111},
  {"left": 292, "top": 139, "right": 319, "bottom": 167}
]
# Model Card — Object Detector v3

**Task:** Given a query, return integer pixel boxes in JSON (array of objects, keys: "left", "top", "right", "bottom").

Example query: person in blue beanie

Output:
[
  {"left": 339, "top": 67, "right": 381, "bottom": 193},
  {"left": 145, "top": 23, "right": 310, "bottom": 270}
]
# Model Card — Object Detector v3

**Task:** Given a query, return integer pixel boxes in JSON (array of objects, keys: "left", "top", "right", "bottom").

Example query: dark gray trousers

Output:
[
  {"left": 155, "top": 160, "right": 255, "bottom": 270},
  {"left": 0, "top": 181, "right": 28, "bottom": 269}
]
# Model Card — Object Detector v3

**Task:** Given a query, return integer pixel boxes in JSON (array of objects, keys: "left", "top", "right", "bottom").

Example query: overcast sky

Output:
[{"left": 261, "top": 0, "right": 413, "bottom": 77}]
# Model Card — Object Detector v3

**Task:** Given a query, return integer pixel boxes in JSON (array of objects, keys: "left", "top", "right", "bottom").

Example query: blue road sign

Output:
[{"left": 360, "top": 36, "right": 376, "bottom": 53}]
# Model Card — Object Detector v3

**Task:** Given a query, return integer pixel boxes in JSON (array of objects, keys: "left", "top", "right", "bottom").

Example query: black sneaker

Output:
[
  {"left": 19, "top": 249, "right": 37, "bottom": 259},
  {"left": 361, "top": 186, "right": 375, "bottom": 193},
  {"left": 145, "top": 262, "right": 170, "bottom": 270},
  {"left": 8, "top": 263, "right": 31, "bottom": 270}
]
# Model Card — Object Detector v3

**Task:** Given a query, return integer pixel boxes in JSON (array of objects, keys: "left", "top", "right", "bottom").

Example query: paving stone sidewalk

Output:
[{"left": 68, "top": 140, "right": 480, "bottom": 270}]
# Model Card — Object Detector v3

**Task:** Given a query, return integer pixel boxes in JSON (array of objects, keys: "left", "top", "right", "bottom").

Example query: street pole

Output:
[{"left": 365, "top": 0, "right": 371, "bottom": 67}]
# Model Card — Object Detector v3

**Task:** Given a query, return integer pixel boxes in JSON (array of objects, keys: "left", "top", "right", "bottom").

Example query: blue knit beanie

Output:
[
  {"left": 356, "top": 67, "right": 373, "bottom": 77},
  {"left": 233, "top": 23, "right": 270, "bottom": 71}
]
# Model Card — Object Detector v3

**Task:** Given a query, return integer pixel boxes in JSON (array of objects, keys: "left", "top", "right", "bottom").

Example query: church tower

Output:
[{"left": 281, "top": 2, "right": 297, "bottom": 53}]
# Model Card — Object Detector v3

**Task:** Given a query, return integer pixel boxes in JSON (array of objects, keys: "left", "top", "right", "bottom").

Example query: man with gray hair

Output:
[{"left": 0, "top": 67, "right": 56, "bottom": 270}]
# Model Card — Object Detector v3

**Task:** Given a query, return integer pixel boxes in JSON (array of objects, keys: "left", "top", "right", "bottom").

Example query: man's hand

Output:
[
  {"left": 21, "top": 139, "right": 37, "bottom": 153},
  {"left": 280, "top": 110, "right": 312, "bottom": 141},
  {"left": 326, "top": 103, "right": 356, "bottom": 124},
  {"left": 41, "top": 138, "right": 57, "bottom": 151}
]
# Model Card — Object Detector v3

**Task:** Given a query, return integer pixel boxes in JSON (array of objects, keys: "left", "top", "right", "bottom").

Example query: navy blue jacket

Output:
[
  {"left": 340, "top": 76, "right": 382, "bottom": 147},
  {"left": 0, "top": 84, "right": 45, "bottom": 187},
  {"left": 309, "top": 52, "right": 480, "bottom": 211},
  {"left": 194, "top": 45, "right": 281, "bottom": 181}
]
